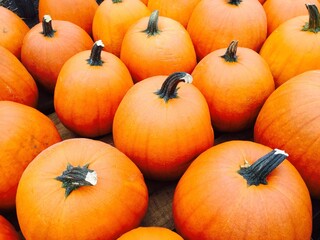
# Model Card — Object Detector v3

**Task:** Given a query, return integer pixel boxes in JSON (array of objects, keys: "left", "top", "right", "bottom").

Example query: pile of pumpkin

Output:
[{"left": 0, "top": 0, "right": 320, "bottom": 239}]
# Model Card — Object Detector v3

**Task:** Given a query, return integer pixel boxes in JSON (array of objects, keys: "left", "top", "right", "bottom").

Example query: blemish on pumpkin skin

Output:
[{"left": 2, "top": 27, "right": 8, "bottom": 33}]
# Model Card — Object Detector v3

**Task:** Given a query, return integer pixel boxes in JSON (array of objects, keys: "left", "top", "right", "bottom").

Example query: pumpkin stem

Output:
[
  {"left": 142, "top": 10, "right": 161, "bottom": 36},
  {"left": 302, "top": 4, "right": 320, "bottom": 33},
  {"left": 87, "top": 40, "right": 105, "bottom": 66},
  {"left": 228, "top": 0, "right": 242, "bottom": 6},
  {"left": 56, "top": 163, "right": 98, "bottom": 197},
  {"left": 154, "top": 72, "right": 193, "bottom": 102},
  {"left": 112, "top": 0, "right": 122, "bottom": 3},
  {"left": 41, "top": 15, "right": 56, "bottom": 38},
  {"left": 238, "top": 149, "right": 288, "bottom": 186},
  {"left": 221, "top": 40, "right": 238, "bottom": 62}
]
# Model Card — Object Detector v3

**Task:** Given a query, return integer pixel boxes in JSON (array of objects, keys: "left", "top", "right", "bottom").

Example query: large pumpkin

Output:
[
  {"left": 259, "top": 4, "right": 320, "bottom": 87},
  {"left": 0, "top": 45, "right": 38, "bottom": 108},
  {"left": 0, "top": 215, "right": 20, "bottom": 240},
  {"left": 21, "top": 15, "right": 94, "bottom": 93},
  {"left": 173, "top": 140, "right": 312, "bottom": 239},
  {"left": 187, "top": 0, "right": 267, "bottom": 60},
  {"left": 16, "top": 138, "right": 148, "bottom": 240},
  {"left": 254, "top": 70, "right": 320, "bottom": 199},
  {"left": 117, "top": 227, "right": 183, "bottom": 240},
  {"left": 54, "top": 40, "right": 134, "bottom": 137},
  {"left": 92, "top": 0, "right": 150, "bottom": 57},
  {"left": 113, "top": 72, "right": 214, "bottom": 180},
  {"left": 191, "top": 40, "right": 275, "bottom": 132},
  {"left": 120, "top": 10, "right": 197, "bottom": 83},
  {"left": 0, "top": 101, "right": 61, "bottom": 209}
]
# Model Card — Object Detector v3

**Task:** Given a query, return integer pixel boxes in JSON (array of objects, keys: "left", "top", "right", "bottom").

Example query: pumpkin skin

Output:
[
  {"left": 38, "top": 0, "right": 98, "bottom": 35},
  {"left": 173, "top": 140, "right": 312, "bottom": 240},
  {"left": 54, "top": 40, "right": 134, "bottom": 137},
  {"left": 92, "top": 0, "right": 150, "bottom": 57},
  {"left": 0, "top": 6, "right": 29, "bottom": 59},
  {"left": 254, "top": 70, "right": 320, "bottom": 199},
  {"left": 117, "top": 227, "right": 183, "bottom": 240},
  {"left": 191, "top": 40, "right": 275, "bottom": 132},
  {"left": 0, "top": 215, "right": 20, "bottom": 240},
  {"left": 120, "top": 10, "right": 197, "bottom": 83},
  {"left": 187, "top": 0, "right": 267, "bottom": 60},
  {"left": 0, "top": 45, "right": 38, "bottom": 108},
  {"left": 259, "top": 4, "right": 320, "bottom": 87},
  {"left": 16, "top": 138, "right": 148, "bottom": 240},
  {"left": 263, "top": 0, "right": 320, "bottom": 36},
  {"left": 113, "top": 72, "right": 214, "bottom": 180},
  {"left": 21, "top": 15, "right": 94, "bottom": 93},
  {"left": 0, "top": 101, "right": 61, "bottom": 209},
  {"left": 147, "top": 0, "right": 201, "bottom": 28}
]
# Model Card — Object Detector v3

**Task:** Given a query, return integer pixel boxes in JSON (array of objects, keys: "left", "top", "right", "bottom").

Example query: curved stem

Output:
[
  {"left": 154, "top": 72, "right": 193, "bottom": 102},
  {"left": 87, "top": 40, "right": 105, "bottom": 66},
  {"left": 56, "top": 163, "right": 98, "bottom": 197},
  {"left": 221, "top": 40, "right": 238, "bottom": 62},
  {"left": 142, "top": 10, "right": 161, "bottom": 36},
  {"left": 41, "top": 15, "right": 56, "bottom": 38},
  {"left": 302, "top": 4, "right": 320, "bottom": 33},
  {"left": 228, "top": 0, "right": 242, "bottom": 6},
  {"left": 238, "top": 149, "right": 288, "bottom": 186}
]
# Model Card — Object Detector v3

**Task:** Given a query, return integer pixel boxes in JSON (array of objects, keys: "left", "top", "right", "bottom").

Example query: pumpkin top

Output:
[
  {"left": 87, "top": 40, "right": 105, "bottom": 66},
  {"left": 142, "top": 10, "right": 161, "bottom": 36},
  {"left": 228, "top": 0, "right": 242, "bottom": 6},
  {"left": 302, "top": 3, "right": 320, "bottom": 33},
  {"left": 220, "top": 40, "right": 239, "bottom": 62},
  {"left": 41, "top": 15, "right": 56, "bottom": 37}
]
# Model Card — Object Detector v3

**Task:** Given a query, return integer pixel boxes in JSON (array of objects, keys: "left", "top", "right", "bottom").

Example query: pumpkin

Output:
[
  {"left": 147, "top": 0, "right": 201, "bottom": 28},
  {"left": 92, "top": 0, "right": 150, "bottom": 57},
  {"left": 117, "top": 227, "right": 183, "bottom": 240},
  {"left": 191, "top": 40, "right": 275, "bottom": 132},
  {"left": 0, "top": 45, "right": 38, "bottom": 108},
  {"left": 120, "top": 10, "right": 197, "bottom": 83},
  {"left": 38, "top": 0, "right": 98, "bottom": 35},
  {"left": 21, "top": 15, "right": 94, "bottom": 93},
  {"left": 54, "top": 40, "right": 134, "bottom": 137},
  {"left": 0, "top": 101, "right": 61, "bottom": 209},
  {"left": 187, "top": 0, "right": 267, "bottom": 60},
  {"left": 254, "top": 70, "right": 320, "bottom": 199},
  {"left": 259, "top": 4, "right": 320, "bottom": 87},
  {"left": 0, "top": 6, "right": 29, "bottom": 59},
  {"left": 16, "top": 138, "right": 148, "bottom": 240},
  {"left": 113, "top": 72, "right": 214, "bottom": 180},
  {"left": 0, "top": 215, "right": 20, "bottom": 240},
  {"left": 263, "top": 0, "right": 320, "bottom": 36},
  {"left": 173, "top": 140, "right": 312, "bottom": 240}
]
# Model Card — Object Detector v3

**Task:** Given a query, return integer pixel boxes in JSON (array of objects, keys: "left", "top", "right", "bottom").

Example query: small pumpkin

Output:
[
  {"left": 21, "top": 15, "right": 94, "bottom": 93},
  {"left": 0, "top": 101, "right": 61, "bottom": 209},
  {"left": 117, "top": 227, "right": 183, "bottom": 240},
  {"left": 54, "top": 40, "right": 134, "bottom": 137},
  {"left": 173, "top": 140, "right": 312, "bottom": 240},
  {"left": 120, "top": 10, "right": 197, "bottom": 83},
  {"left": 92, "top": 0, "right": 150, "bottom": 57},
  {"left": 113, "top": 72, "right": 214, "bottom": 180},
  {"left": 16, "top": 138, "right": 148, "bottom": 240},
  {"left": 192, "top": 40, "right": 275, "bottom": 132},
  {"left": 259, "top": 3, "right": 320, "bottom": 87},
  {"left": 0, "top": 45, "right": 38, "bottom": 107},
  {"left": 0, "top": 215, "right": 20, "bottom": 240},
  {"left": 254, "top": 70, "right": 320, "bottom": 199}
]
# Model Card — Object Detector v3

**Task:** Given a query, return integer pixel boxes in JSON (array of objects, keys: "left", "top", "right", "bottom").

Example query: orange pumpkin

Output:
[
  {"left": 38, "top": 0, "right": 98, "bottom": 35},
  {"left": 173, "top": 140, "right": 312, "bottom": 239},
  {"left": 259, "top": 4, "right": 320, "bottom": 87},
  {"left": 54, "top": 40, "right": 134, "bottom": 137},
  {"left": 113, "top": 72, "right": 214, "bottom": 180},
  {"left": 118, "top": 227, "right": 183, "bottom": 240},
  {"left": 16, "top": 138, "right": 148, "bottom": 240},
  {"left": 0, "top": 101, "right": 61, "bottom": 209},
  {"left": 0, "top": 45, "right": 38, "bottom": 107},
  {"left": 0, "top": 215, "right": 20, "bottom": 240},
  {"left": 192, "top": 40, "right": 275, "bottom": 132},
  {"left": 120, "top": 10, "right": 197, "bottom": 83},
  {"left": 263, "top": 0, "right": 320, "bottom": 36},
  {"left": 187, "top": 0, "right": 267, "bottom": 60},
  {"left": 21, "top": 15, "right": 94, "bottom": 93},
  {"left": 92, "top": 0, "right": 150, "bottom": 57},
  {"left": 147, "top": 0, "right": 201, "bottom": 28},
  {"left": 254, "top": 70, "right": 320, "bottom": 199},
  {"left": 0, "top": 6, "right": 29, "bottom": 59}
]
